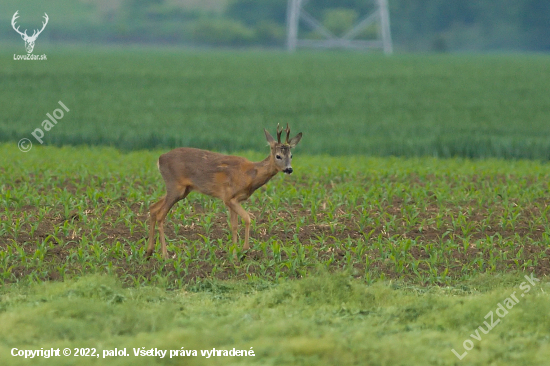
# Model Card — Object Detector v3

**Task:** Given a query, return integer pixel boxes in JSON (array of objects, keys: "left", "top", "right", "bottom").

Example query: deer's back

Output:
[{"left": 158, "top": 147, "right": 256, "bottom": 200}]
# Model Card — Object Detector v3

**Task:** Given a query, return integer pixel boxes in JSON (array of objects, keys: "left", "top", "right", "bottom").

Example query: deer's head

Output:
[
  {"left": 264, "top": 124, "right": 302, "bottom": 175},
  {"left": 12, "top": 11, "right": 49, "bottom": 54}
]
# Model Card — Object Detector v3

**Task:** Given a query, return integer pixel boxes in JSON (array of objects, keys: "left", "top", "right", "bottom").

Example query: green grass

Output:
[
  {"left": 0, "top": 273, "right": 549, "bottom": 365},
  {"left": 2, "top": 48, "right": 550, "bottom": 158}
]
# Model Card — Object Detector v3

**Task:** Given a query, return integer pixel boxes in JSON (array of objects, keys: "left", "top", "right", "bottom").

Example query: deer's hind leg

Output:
[
  {"left": 228, "top": 207, "right": 239, "bottom": 244},
  {"left": 147, "top": 185, "right": 191, "bottom": 259},
  {"left": 147, "top": 196, "right": 166, "bottom": 257}
]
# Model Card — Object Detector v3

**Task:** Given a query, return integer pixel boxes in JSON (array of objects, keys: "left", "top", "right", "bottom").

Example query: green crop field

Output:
[
  {"left": 2, "top": 48, "right": 550, "bottom": 158},
  {"left": 1, "top": 49, "right": 550, "bottom": 365},
  {"left": 2, "top": 144, "right": 550, "bottom": 286}
]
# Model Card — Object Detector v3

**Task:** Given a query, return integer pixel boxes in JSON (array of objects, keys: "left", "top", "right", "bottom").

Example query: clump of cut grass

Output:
[{"left": 0, "top": 273, "right": 549, "bottom": 365}]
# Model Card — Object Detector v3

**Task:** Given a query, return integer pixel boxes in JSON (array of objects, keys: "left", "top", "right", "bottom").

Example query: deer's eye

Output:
[{"left": 276, "top": 155, "right": 282, "bottom": 160}]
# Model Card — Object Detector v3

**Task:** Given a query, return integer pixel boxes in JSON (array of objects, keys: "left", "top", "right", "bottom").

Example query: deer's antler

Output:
[
  {"left": 285, "top": 123, "right": 291, "bottom": 144},
  {"left": 276, "top": 123, "right": 283, "bottom": 143},
  {"left": 11, "top": 11, "right": 28, "bottom": 37}
]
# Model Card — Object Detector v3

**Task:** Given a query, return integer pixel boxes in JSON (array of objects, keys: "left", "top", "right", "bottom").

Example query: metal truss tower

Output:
[{"left": 286, "top": 0, "right": 393, "bottom": 54}]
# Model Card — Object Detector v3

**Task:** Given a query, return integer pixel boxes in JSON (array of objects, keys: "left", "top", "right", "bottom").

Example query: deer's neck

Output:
[{"left": 250, "top": 156, "right": 278, "bottom": 191}]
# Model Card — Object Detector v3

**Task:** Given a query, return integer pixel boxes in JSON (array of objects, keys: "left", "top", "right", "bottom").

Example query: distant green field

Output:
[{"left": 2, "top": 48, "right": 550, "bottom": 158}]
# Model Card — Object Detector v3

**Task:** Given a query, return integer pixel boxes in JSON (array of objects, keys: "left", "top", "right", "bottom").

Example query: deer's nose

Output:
[{"left": 283, "top": 167, "right": 293, "bottom": 174}]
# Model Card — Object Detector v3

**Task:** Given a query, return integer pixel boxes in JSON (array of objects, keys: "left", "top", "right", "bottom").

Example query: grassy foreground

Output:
[{"left": 1, "top": 273, "right": 549, "bottom": 366}]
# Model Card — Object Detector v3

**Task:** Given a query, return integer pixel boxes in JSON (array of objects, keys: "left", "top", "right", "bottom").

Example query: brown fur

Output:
[{"left": 146, "top": 126, "right": 302, "bottom": 259}]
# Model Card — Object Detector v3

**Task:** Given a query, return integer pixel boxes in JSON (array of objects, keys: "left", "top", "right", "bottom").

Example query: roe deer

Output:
[{"left": 147, "top": 124, "right": 302, "bottom": 258}]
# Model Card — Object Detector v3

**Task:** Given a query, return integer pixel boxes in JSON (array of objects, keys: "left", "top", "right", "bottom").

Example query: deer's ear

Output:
[
  {"left": 288, "top": 132, "right": 302, "bottom": 148},
  {"left": 264, "top": 129, "right": 276, "bottom": 147}
]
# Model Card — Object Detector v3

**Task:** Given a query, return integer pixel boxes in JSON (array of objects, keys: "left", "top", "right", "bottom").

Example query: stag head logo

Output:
[{"left": 11, "top": 11, "right": 49, "bottom": 54}]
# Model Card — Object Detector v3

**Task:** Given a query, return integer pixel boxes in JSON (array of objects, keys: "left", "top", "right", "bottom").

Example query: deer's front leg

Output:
[{"left": 226, "top": 199, "right": 251, "bottom": 250}]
